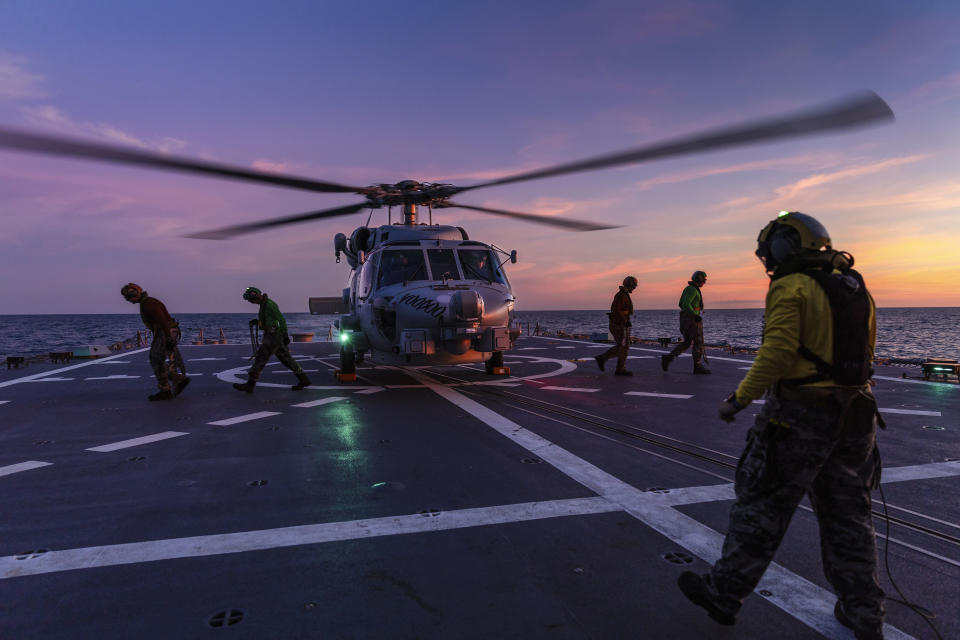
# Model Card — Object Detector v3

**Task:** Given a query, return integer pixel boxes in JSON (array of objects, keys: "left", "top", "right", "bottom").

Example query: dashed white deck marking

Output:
[
  {"left": 625, "top": 391, "right": 694, "bottom": 399},
  {"left": 208, "top": 411, "right": 281, "bottom": 426},
  {"left": 517, "top": 347, "right": 545, "bottom": 350},
  {"left": 354, "top": 387, "right": 386, "bottom": 395},
  {"left": 881, "top": 460, "right": 960, "bottom": 483},
  {"left": 24, "top": 377, "right": 75, "bottom": 382},
  {"left": 626, "top": 355, "right": 655, "bottom": 359},
  {"left": 752, "top": 399, "right": 940, "bottom": 417},
  {"left": 101, "top": 361, "right": 131, "bottom": 364},
  {"left": 0, "top": 347, "right": 149, "bottom": 389},
  {"left": 540, "top": 386, "right": 600, "bottom": 393},
  {"left": 0, "top": 497, "right": 618, "bottom": 579},
  {"left": 556, "top": 346, "right": 575, "bottom": 349},
  {"left": 84, "top": 375, "right": 141, "bottom": 380},
  {"left": 529, "top": 335, "right": 758, "bottom": 364},
  {"left": 409, "top": 370, "right": 913, "bottom": 640},
  {"left": 878, "top": 408, "right": 941, "bottom": 417},
  {"left": 188, "top": 357, "right": 227, "bottom": 361},
  {"left": 0, "top": 400, "right": 9, "bottom": 405},
  {"left": 87, "top": 431, "right": 188, "bottom": 452},
  {"left": 875, "top": 374, "right": 960, "bottom": 387},
  {"left": 291, "top": 397, "right": 347, "bottom": 408},
  {"left": 0, "top": 461, "right": 52, "bottom": 477}
]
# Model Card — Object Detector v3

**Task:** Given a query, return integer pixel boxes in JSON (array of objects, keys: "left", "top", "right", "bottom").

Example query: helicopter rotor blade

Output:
[
  {"left": 184, "top": 202, "right": 371, "bottom": 240},
  {"left": 0, "top": 126, "right": 370, "bottom": 195},
  {"left": 456, "top": 91, "right": 894, "bottom": 193},
  {"left": 444, "top": 202, "right": 620, "bottom": 231}
]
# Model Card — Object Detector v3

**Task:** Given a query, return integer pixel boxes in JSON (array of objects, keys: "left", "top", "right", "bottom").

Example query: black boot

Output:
[
  {"left": 594, "top": 355, "right": 606, "bottom": 372},
  {"left": 614, "top": 369, "right": 633, "bottom": 376},
  {"left": 693, "top": 364, "right": 712, "bottom": 374},
  {"left": 661, "top": 355, "right": 672, "bottom": 371},
  {"left": 834, "top": 601, "right": 883, "bottom": 640},
  {"left": 233, "top": 380, "right": 255, "bottom": 394},
  {"left": 174, "top": 376, "right": 191, "bottom": 396},
  {"left": 148, "top": 389, "right": 174, "bottom": 401},
  {"left": 677, "top": 572, "right": 737, "bottom": 626},
  {"left": 292, "top": 373, "right": 312, "bottom": 390}
]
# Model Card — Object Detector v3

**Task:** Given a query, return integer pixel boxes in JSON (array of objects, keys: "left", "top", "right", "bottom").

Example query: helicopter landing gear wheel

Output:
[
  {"left": 485, "top": 351, "right": 507, "bottom": 375},
  {"left": 337, "top": 346, "right": 357, "bottom": 382}
]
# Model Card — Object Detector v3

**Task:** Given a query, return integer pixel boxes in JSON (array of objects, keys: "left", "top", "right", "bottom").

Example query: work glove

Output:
[
  {"left": 718, "top": 391, "right": 747, "bottom": 423},
  {"left": 694, "top": 315, "right": 703, "bottom": 323},
  {"left": 248, "top": 319, "right": 259, "bottom": 328}
]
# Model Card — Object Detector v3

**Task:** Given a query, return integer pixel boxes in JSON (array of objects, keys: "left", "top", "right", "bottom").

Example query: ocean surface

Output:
[{"left": 1, "top": 308, "right": 957, "bottom": 363}]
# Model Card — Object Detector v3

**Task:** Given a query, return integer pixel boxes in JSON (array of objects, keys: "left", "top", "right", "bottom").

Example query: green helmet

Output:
[
  {"left": 691, "top": 271, "right": 707, "bottom": 284},
  {"left": 756, "top": 211, "right": 831, "bottom": 273},
  {"left": 242, "top": 286, "right": 262, "bottom": 302}
]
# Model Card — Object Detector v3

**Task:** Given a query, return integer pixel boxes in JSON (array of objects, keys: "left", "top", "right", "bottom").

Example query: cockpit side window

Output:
[
  {"left": 358, "top": 251, "right": 380, "bottom": 299},
  {"left": 459, "top": 249, "right": 507, "bottom": 284},
  {"left": 426, "top": 249, "right": 461, "bottom": 281},
  {"left": 378, "top": 249, "right": 427, "bottom": 287}
]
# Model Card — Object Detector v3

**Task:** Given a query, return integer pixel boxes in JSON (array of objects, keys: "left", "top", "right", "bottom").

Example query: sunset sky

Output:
[{"left": 0, "top": 1, "right": 958, "bottom": 314}]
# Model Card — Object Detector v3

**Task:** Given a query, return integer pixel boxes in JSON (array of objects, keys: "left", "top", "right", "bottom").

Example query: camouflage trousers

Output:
[
  {"left": 149, "top": 331, "right": 185, "bottom": 392},
  {"left": 600, "top": 323, "right": 631, "bottom": 372},
  {"left": 710, "top": 384, "right": 885, "bottom": 630},
  {"left": 247, "top": 331, "right": 304, "bottom": 382},
  {"left": 667, "top": 313, "right": 704, "bottom": 365}
]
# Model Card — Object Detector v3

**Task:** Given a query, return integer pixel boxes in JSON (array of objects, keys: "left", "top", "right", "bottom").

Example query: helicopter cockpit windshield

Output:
[
  {"left": 426, "top": 249, "right": 461, "bottom": 282},
  {"left": 378, "top": 249, "right": 428, "bottom": 287},
  {"left": 459, "top": 248, "right": 507, "bottom": 285}
]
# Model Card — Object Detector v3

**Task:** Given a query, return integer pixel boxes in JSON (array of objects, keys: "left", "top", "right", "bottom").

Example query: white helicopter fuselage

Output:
[{"left": 331, "top": 224, "right": 520, "bottom": 367}]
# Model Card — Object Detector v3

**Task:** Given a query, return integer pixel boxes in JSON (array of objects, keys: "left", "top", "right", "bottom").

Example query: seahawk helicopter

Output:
[{"left": 0, "top": 92, "right": 893, "bottom": 376}]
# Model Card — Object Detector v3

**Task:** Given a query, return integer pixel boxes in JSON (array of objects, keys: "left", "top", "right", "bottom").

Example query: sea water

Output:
[{"left": 0, "top": 308, "right": 957, "bottom": 362}]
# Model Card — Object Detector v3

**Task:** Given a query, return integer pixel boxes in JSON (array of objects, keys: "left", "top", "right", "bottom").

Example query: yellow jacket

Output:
[{"left": 735, "top": 271, "right": 876, "bottom": 405}]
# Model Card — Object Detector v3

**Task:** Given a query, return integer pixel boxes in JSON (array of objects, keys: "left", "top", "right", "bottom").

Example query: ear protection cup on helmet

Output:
[{"left": 768, "top": 226, "right": 801, "bottom": 265}]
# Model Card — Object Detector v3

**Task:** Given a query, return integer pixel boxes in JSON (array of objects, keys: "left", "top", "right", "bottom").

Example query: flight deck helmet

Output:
[
  {"left": 756, "top": 211, "right": 831, "bottom": 274},
  {"left": 622, "top": 276, "right": 638, "bottom": 292},
  {"left": 242, "top": 287, "right": 263, "bottom": 303},
  {"left": 121, "top": 282, "right": 145, "bottom": 303},
  {"left": 690, "top": 271, "right": 707, "bottom": 285}
]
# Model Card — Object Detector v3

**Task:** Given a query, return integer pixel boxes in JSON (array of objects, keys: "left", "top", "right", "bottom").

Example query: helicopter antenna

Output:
[
  {"left": 428, "top": 204, "right": 433, "bottom": 225},
  {"left": 388, "top": 206, "right": 392, "bottom": 225},
  {"left": 364, "top": 207, "right": 375, "bottom": 228}
]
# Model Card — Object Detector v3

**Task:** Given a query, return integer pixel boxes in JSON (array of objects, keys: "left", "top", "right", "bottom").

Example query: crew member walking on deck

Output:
[
  {"left": 676, "top": 212, "right": 885, "bottom": 640},
  {"left": 233, "top": 287, "right": 311, "bottom": 393},
  {"left": 595, "top": 276, "right": 637, "bottom": 376},
  {"left": 121, "top": 283, "right": 190, "bottom": 401},
  {"left": 662, "top": 270, "right": 711, "bottom": 374}
]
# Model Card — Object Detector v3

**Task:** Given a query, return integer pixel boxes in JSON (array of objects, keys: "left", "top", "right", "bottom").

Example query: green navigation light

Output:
[
  {"left": 778, "top": 210, "right": 790, "bottom": 218},
  {"left": 339, "top": 332, "right": 350, "bottom": 343}
]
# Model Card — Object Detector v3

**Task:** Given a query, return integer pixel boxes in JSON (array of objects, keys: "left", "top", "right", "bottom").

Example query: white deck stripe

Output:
[
  {"left": 86, "top": 431, "right": 188, "bottom": 453},
  {"left": 85, "top": 375, "right": 141, "bottom": 380},
  {"left": 540, "top": 386, "right": 600, "bottom": 393},
  {"left": 208, "top": 411, "right": 281, "bottom": 426},
  {"left": 409, "top": 370, "right": 913, "bottom": 640},
  {"left": 0, "top": 497, "right": 617, "bottom": 579},
  {"left": 291, "top": 397, "right": 347, "bottom": 408},
  {"left": 0, "top": 461, "right": 53, "bottom": 477},
  {"left": 625, "top": 391, "right": 693, "bottom": 399},
  {"left": 188, "top": 357, "right": 226, "bottom": 361},
  {"left": 655, "top": 461, "right": 960, "bottom": 507},
  {"left": 878, "top": 408, "right": 941, "bottom": 416},
  {"left": 0, "top": 400, "right": 9, "bottom": 405},
  {"left": 0, "top": 347, "right": 149, "bottom": 389},
  {"left": 23, "top": 377, "right": 74, "bottom": 382}
]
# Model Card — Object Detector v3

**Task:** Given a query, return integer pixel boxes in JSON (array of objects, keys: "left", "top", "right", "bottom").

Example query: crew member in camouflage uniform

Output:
[
  {"left": 677, "top": 212, "right": 884, "bottom": 640},
  {"left": 595, "top": 276, "right": 637, "bottom": 376},
  {"left": 233, "top": 287, "right": 311, "bottom": 393},
  {"left": 661, "top": 270, "right": 710, "bottom": 374},
  {"left": 121, "top": 282, "right": 190, "bottom": 401}
]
